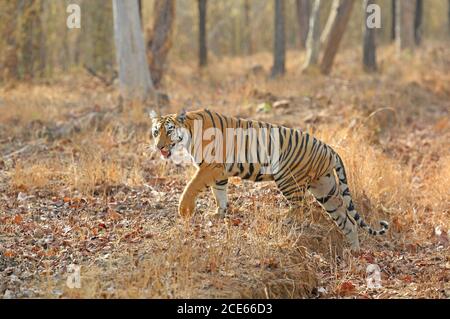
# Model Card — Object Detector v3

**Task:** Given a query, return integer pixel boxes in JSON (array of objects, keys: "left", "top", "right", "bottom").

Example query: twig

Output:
[
  {"left": 3, "top": 144, "right": 32, "bottom": 159},
  {"left": 83, "top": 64, "right": 117, "bottom": 87}
]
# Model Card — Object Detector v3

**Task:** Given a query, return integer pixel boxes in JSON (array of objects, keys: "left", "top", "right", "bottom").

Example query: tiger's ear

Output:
[
  {"left": 149, "top": 109, "right": 158, "bottom": 120},
  {"left": 176, "top": 108, "right": 187, "bottom": 123}
]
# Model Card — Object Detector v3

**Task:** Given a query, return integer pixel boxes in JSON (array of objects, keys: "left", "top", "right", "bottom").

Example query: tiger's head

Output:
[{"left": 149, "top": 109, "right": 188, "bottom": 159}]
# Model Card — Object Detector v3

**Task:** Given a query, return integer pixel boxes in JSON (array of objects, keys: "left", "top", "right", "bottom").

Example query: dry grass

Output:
[{"left": 0, "top": 43, "right": 449, "bottom": 299}]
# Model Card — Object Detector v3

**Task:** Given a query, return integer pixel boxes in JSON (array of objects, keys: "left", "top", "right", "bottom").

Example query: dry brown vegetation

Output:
[{"left": 0, "top": 44, "right": 449, "bottom": 299}]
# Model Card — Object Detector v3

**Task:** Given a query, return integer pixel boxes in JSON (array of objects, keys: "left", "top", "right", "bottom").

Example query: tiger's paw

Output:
[
  {"left": 178, "top": 200, "right": 195, "bottom": 219},
  {"left": 205, "top": 207, "right": 227, "bottom": 220},
  {"left": 350, "top": 242, "right": 361, "bottom": 255}
]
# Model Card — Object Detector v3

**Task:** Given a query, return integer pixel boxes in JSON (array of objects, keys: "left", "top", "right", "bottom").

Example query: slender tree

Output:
[
  {"left": 391, "top": 0, "right": 397, "bottom": 41},
  {"left": 147, "top": 0, "right": 175, "bottom": 87},
  {"left": 138, "top": 0, "right": 143, "bottom": 26},
  {"left": 296, "top": 0, "right": 311, "bottom": 49},
  {"left": 112, "top": 0, "right": 154, "bottom": 100},
  {"left": 320, "top": 0, "right": 355, "bottom": 75},
  {"left": 320, "top": 0, "right": 340, "bottom": 45},
  {"left": 243, "top": 0, "right": 253, "bottom": 55},
  {"left": 19, "top": 0, "right": 45, "bottom": 79},
  {"left": 414, "top": 0, "right": 423, "bottom": 45},
  {"left": 0, "top": 1, "right": 19, "bottom": 81},
  {"left": 363, "top": 0, "right": 377, "bottom": 72},
  {"left": 396, "top": 0, "right": 416, "bottom": 51},
  {"left": 302, "top": 0, "right": 322, "bottom": 72},
  {"left": 198, "top": 0, "right": 208, "bottom": 67},
  {"left": 271, "top": 0, "right": 285, "bottom": 77}
]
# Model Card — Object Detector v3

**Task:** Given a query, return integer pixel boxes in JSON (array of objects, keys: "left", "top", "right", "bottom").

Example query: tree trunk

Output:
[
  {"left": 320, "top": 0, "right": 355, "bottom": 75},
  {"left": 37, "top": 0, "right": 46, "bottom": 77},
  {"left": 112, "top": 0, "right": 154, "bottom": 101},
  {"left": 363, "top": 0, "right": 377, "bottom": 72},
  {"left": 396, "top": 0, "right": 415, "bottom": 52},
  {"left": 271, "top": 0, "right": 286, "bottom": 77},
  {"left": 243, "top": 0, "right": 253, "bottom": 55},
  {"left": 296, "top": 0, "right": 311, "bottom": 50},
  {"left": 198, "top": 0, "right": 208, "bottom": 68},
  {"left": 20, "top": 0, "right": 39, "bottom": 79},
  {"left": 391, "top": 0, "right": 396, "bottom": 41},
  {"left": 320, "top": 0, "right": 340, "bottom": 45},
  {"left": 147, "top": 0, "right": 175, "bottom": 87},
  {"left": 0, "top": 1, "right": 19, "bottom": 81},
  {"left": 302, "top": 0, "right": 322, "bottom": 72},
  {"left": 138, "top": 0, "right": 142, "bottom": 25},
  {"left": 414, "top": 0, "right": 423, "bottom": 45}
]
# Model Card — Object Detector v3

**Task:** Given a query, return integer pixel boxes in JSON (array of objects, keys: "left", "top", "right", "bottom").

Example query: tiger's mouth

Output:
[
  {"left": 160, "top": 143, "right": 176, "bottom": 158},
  {"left": 160, "top": 149, "right": 171, "bottom": 158}
]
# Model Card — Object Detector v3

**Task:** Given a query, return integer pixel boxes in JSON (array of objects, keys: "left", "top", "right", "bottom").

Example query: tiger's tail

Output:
[{"left": 333, "top": 151, "right": 389, "bottom": 236}]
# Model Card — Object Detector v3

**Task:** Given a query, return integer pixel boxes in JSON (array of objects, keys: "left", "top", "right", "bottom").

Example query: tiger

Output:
[{"left": 150, "top": 108, "right": 388, "bottom": 251}]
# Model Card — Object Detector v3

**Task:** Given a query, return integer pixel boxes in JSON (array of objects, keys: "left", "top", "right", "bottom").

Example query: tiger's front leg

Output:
[
  {"left": 178, "top": 166, "right": 225, "bottom": 218},
  {"left": 210, "top": 179, "right": 228, "bottom": 218}
]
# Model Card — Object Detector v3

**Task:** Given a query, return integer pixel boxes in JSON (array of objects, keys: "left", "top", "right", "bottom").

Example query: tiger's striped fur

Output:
[{"left": 150, "top": 109, "right": 388, "bottom": 251}]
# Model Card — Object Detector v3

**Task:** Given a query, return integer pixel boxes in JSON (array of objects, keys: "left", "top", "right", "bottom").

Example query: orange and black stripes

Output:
[{"left": 151, "top": 108, "right": 389, "bottom": 250}]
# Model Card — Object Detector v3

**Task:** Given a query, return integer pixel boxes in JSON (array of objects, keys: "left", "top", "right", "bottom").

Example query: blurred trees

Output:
[
  {"left": 414, "top": 0, "right": 423, "bottom": 45},
  {"left": 363, "top": 0, "right": 378, "bottom": 72},
  {"left": 198, "top": 0, "right": 208, "bottom": 68},
  {"left": 271, "top": 0, "right": 286, "bottom": 77},
  {"left": 320, "top": 0, "right": 355, "bottom": 75},
  {"left": 112, "top": 0, "right": 154, "bottom": 100},
  {"left": 84, "top": 1, "right": 115, "bottom": 73},
  {"left": 0, "top": 2, "right": 20, "bottom": 81},
  {"left": 0, "top": 0, "right": 115, "bottom": 82},
  {"left": 19, "top": 0, "right": 46, "bottom": 79},
  {"left": 396, "top": 0, "right": 416, "bottom": 51},
  {"left": 321, "top": 0, "right": 340, "bottom": 46},
  {"left": 0, "top": 0, "right": 46, "bottom": 81},
  {"left": 296, "top": 0, "right": 311, "bottom": 49},
  {"left": 0, "top": 0, "right": 449, "bottom": 85},
  {"left": 302, "top": 0, "right": 322, "bottom": 72},
  {"left": 146, "top": 0, "right": 175, "bottom": 87},
  {"left": 391, "top": 0, "right": 397, "bottom": 41},
  {"left": 243, "top": 0, "right": 253, "bottom": 55}
]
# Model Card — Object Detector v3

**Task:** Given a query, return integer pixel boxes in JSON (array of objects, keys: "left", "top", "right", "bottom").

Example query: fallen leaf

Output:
[
  {"left": 230, "top": 218, "right": 242, "bottom": 226},
  {"left": 107, "top": 210, "right": 122, "bottom": 221},
  {"left": 273, "top": 100, "right": 290, "bottom": 109},
  {"left": 434, "top": 226, "right": 449, "bottom": 246},
  {"left": 209, "top": 260, "right": 217, "bottom": 273},
  {"left": 360, "top": 252, "right": 375, "bottom": 264},
  {"left": 260, "top": 257, "right": 278, "bottom": 269},
  {"left": 17, "top": 192, "right": 27, "bottom": 201},
  {"left": 402, "top": 275, "right": 413, "bottom": 283},
  {"left": 337, "top": 281, "right": 356, "bottom": 296},
  {"left": 13, "top": 214, "right": 23, "bottom": 224},
  {"left": 4, "top": 250, "right": 15, "bottom": 258}
]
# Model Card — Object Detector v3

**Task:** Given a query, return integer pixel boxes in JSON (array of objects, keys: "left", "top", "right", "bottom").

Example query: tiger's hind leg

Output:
[
  {"left": 308, "top": 171, "right": 360, "bottom": 251},
  {"left": 274, "top": 176, "right": 307, "bottom": 221}
]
